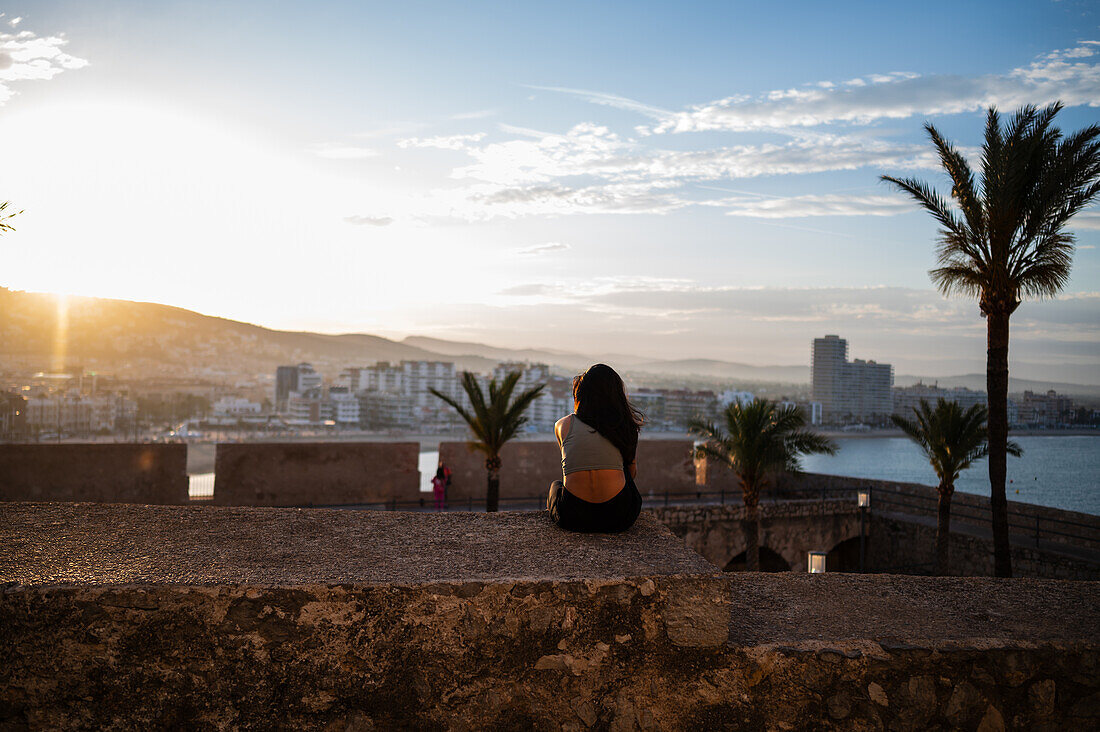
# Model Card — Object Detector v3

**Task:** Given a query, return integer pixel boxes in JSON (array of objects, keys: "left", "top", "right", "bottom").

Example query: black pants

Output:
[{"left": 547, "top": 473, "right": 642, "bottom": 533}]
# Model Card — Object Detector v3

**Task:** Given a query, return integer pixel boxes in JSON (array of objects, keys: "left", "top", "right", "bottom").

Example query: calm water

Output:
[
  {"left": 419, "top": 450, "right": 440, "bottom": 492},
  {"left": 801, "top": 435, "right": 1100, "bottom": 516}
]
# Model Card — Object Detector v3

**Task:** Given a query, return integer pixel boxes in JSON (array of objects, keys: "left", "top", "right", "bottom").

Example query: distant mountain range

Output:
[{"left": 3, "top": 287, "right": 1098, "bottom": 397}]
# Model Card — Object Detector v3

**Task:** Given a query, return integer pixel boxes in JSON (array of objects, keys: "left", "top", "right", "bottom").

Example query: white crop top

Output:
[{"left": 559, "top": 415, "right": 624, "bottom": 475}]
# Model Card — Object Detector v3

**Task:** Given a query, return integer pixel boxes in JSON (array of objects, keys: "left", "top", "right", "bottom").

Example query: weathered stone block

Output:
[
  {"left": 0, "top": 443, "right": 188, "bottom": 505},
  {"left": 213, "top": 442, "right": 419, "bottom": 506}
]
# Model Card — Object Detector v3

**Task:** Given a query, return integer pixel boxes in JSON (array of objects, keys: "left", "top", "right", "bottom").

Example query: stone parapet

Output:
[
  {"left": 0, "top": 443, "right": 188, "bottom": 505},
  {"left": 441, "top": 438, "right": 695, "bottom": 502},
  {"left": 1, "top": 503, "right": 1098, "bottom": 729},
  {"left": 212, "top": 441, "right": 420, "bottom": 506}
]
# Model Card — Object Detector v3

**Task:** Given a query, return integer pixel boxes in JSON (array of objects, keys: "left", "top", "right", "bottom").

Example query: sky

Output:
[{"left": 1, "top": 0, "right": 1099, "bottom": 382}]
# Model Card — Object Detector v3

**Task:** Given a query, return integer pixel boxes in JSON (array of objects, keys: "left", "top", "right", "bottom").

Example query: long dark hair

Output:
[{"left": 573, "top": 364, "right": 645, "bottom": 464}]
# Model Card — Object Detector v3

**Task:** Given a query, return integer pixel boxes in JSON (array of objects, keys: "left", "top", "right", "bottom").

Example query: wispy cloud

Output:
[
  {"left": 393, "top": 123, "right": 935, "bottom": 220},
  {"left": 343, "top": 215, "right": 393, "bottom": 226},
  {"left": 0, "top": 25, "right": 88, "bottom": 105},
  {"left": 1069, "top": 210, "right": 1100, "bottom": 230},
  {"left": 523, "top": 84, "right": 675, "bottom": 121},
  {"left": 537, "top": 43, "right": 1100, "bottom": 135},
  {"left": 352, "top": 123, "right": 427, "bottom": 139},
  {"left": 388, "top": 43, "right": 1100, "bottom": 224},
  {"left": 716, "top": 193, "right": 915, "bottom": 218},
  {"left": 498, "top": 283, "right": 559, "bottom": 296},
  {"left": 310, "top": 143, "right": 378, "bottom": 160},
  {"left": 398, "top": 133, "right": 486, "bottom": 150},
  {"left": 516, "top": 241, "right": 571, "bottom": 255},
  {"left": 450, "top": 109, "right": 497, "bottom": 120}
]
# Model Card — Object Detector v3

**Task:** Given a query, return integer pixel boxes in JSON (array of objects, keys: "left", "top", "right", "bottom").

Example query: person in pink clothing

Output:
[{"left": 431, "top": 466, "right": 447, "bottom": 511}]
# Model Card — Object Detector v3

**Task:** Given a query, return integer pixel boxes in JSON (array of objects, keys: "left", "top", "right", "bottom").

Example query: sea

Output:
[
  {"left": 191, "top": 435, "right": 1100, "bottom": 516},
  {"left": 800, "top": 435, "right": 1100, "bottom": 516}
]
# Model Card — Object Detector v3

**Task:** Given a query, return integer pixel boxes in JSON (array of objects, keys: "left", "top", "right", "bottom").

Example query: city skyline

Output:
[{"left": 0, "top": 2, "right": 1098, "bottom": 380}]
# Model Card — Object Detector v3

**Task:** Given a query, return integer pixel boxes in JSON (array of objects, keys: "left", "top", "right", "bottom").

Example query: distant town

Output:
[{"left": 1, "top": 334, "right": 1095, "bottom": 442}]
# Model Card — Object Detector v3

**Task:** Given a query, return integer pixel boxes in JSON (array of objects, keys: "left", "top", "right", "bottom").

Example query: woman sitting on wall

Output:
[{"left": 547, "top": 364, "right": 644, "bottom": 533}]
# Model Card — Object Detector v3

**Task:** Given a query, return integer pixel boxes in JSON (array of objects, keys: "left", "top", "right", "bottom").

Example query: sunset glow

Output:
[{"left": 1, "top": 1, "right": 1097, "bottom": 380}]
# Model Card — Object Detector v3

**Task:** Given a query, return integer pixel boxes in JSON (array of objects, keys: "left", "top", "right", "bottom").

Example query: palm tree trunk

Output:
[
  {"left": 987, "top": 310, "right": 1012, "bottom": 577},
  {"left": 486, "top": 468, "right": 500, "bottom": 512},
  {"left": 745, "top": 502, "right": 760, "bottom": 571},
  {"left": 936, "top": 485, "right": 952, "bottom": 576}
]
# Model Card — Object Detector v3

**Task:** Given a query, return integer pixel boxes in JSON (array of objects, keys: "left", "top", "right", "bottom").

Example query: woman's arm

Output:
[
  {"left": 554, "top": 415, "right": 572, "bottom": 448},
  {"left": 628, "top": 460, "right": 637, "bottom": 479}
]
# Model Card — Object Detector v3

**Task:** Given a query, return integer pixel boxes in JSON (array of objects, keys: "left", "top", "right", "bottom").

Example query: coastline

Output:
[{"left": 817, "top": 427, "right": 1099, "bottom": 439}]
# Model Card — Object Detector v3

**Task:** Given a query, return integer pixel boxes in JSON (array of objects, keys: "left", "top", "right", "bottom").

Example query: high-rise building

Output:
[
  {"left": 811, "top": 335, "right": 893, "bottom": 423},
  {"left": 811, "top": 335, "right": 848, "bottom": 418},
  {"left": 275, "top": 365, "right": 298, "bottom": 412}
]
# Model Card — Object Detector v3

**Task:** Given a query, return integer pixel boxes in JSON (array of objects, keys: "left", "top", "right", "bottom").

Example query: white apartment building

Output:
[
  {"left": 25, "top": 393, "right": 137, "bottom": 435},
  {"left": 892, "top": 382, "right": 988, "bottom": 416},
  {"left": 718, "top": 390, "right": 755, "bottom": 408},
  {"left": 492, "top": 362, "right": 571, "bottom": 431},
  {"left": 297, "top": 363, "right": 323, "bottom": 392},
  {"left": 356, "top": 362, "right": 406, "bottom": 394},
  {"left": 212, "top": 397, "right": 263, "bottom": 418},
  {"left": 328, "top": 389, "right": 361, "bottom": 425},
  {"left": 403, "top": 361, "right": 460, "bottom": 409}
]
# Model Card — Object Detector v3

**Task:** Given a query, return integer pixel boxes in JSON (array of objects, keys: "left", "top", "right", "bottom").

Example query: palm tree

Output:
[
  {"left": 690, "top": 398, "right": 836, "bottom": 571},
  {"left": 0, "top": 201, "right": 19, "bottom": 235},
  {"left": 892, "top": 399, "right": 1022, "bottom": 575},
  {"left": 430, "top": 371, "right": 545, "bottom": 512},
  {"left": 882, "top": 103, "right": 1100, "bottom": 577}
]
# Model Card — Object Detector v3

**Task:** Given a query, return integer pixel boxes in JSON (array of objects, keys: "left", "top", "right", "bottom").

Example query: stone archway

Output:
[
  {"left": 826, "top": 536, "right": 863, "bottom": 573},
  {"left": 724, "top": 547, "right": 792, "bottom": 572}
]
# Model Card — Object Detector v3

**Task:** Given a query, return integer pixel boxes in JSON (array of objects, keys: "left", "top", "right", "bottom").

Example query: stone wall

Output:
[
  {"left": 1, "top": 502, "right": 1097, "bottom": 730},
  {"left": 0, "top": 444, "right": 188, "bottom": 505},
  {"left": 653, "top": 499, "right": 1100, "bottom": 580},
  {"left": 213, "top": 442, "right": 420, "bottom": 506},
  {"left": 441, "top": 439, "right": 695, "bottom": 502},
  {"left": 440, "top": 440, "right": 561, "bottom": 503},
  {"left": 870, "top": 512, "right": 1100, "bottom": 580}
]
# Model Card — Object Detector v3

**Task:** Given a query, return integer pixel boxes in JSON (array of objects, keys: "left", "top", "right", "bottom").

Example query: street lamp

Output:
[
  {"left": 857, "top": 488, "right": 870, "bottom": 572},
  {"left": 807, "top": 551, "right": 826, "bottom": 574}
]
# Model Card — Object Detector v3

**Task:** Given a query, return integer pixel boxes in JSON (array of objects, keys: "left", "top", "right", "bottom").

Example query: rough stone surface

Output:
[
  {"left": 213, "top": 442, "right": 420, "bottom": 507},
  {"left": 726, "top": 573, "right": 1099, "bottom": 645},
  {"left": 0, "top": 503, "right": 717, "bottom": 585},
  {"left": 2, "top": 502, "right": 1099, "bottom": 730},
  {"left": 0, "top": 443, "right": 188, "bottom": 505},
  {"left": 440, "top": 439, "right": 695, "bottom": 502}
]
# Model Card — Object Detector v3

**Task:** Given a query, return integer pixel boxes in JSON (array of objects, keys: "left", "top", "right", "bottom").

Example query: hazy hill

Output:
[
  {"left": 4, "top": 288, "right": 1098, "bottom": 398},
  {"left": 895, "top": 373, "right": 1100, "bottom": 398},
  {"left": 627, "top": 358, "right": 810, "bottom": 384},
  {"left": 0, "top": 288, "right": 497, "bottom": 377},
  {"left": 401, "top": 336, "right": 651, "bottom": 371}
]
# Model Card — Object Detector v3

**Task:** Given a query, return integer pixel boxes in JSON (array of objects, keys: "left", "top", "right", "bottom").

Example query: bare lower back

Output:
[{"left": 564, "top": 468, "right": 626, "bottom": 503}]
